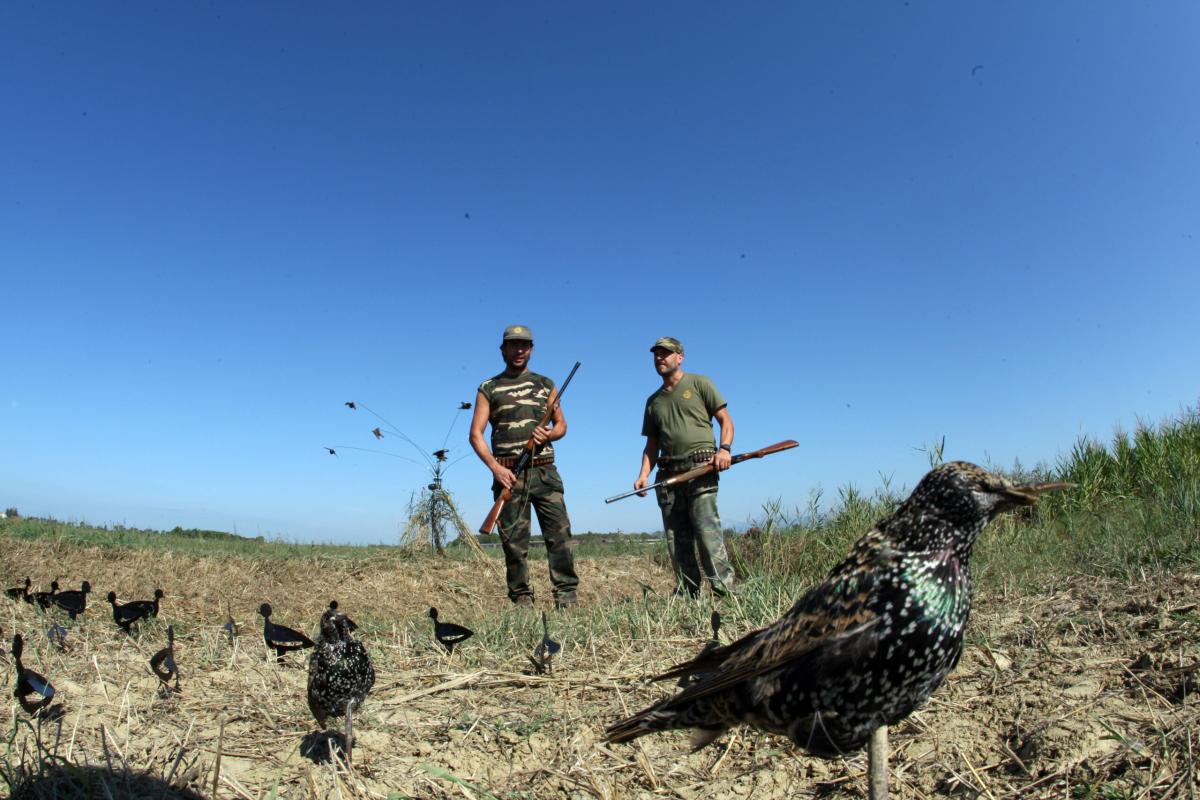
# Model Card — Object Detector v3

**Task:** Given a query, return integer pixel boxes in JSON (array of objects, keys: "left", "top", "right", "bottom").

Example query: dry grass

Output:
[{"left": 2, "top": 536, "right": 1198, "bottom": 799}]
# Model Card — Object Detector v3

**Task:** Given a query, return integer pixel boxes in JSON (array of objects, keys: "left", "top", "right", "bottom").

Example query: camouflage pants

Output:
[
  {"left": 655, "top": 470, "right": 734, "bottom": 597},
  {"left": 493, "top": 465, "right": 579, "bottom": 603}
]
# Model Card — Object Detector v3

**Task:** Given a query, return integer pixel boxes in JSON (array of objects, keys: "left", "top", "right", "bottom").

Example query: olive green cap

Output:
[
  {"left": 650, "top": 336, "right": 684, "bottom": 354},
  {"left": 502, "top": 324, "right": 534, "bottom": 342}
]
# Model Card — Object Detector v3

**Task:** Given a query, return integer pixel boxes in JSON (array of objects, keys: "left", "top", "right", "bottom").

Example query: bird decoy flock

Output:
[{"left": 2, "top": 461, "right": 1128, "bottom": 797}]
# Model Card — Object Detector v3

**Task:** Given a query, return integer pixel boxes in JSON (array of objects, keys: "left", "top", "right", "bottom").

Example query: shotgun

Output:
[
  {"left": 478, "top": 361, "right": 582, "bottom": 534},
  {"left": 605, "top": 439, "right": 799, "bottom": 503}
]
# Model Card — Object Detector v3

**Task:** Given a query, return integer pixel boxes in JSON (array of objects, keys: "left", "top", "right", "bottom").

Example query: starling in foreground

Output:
[
  {"left": 606, "top": 462, "right": 1070, "bottom": 756},
  {"left": 11, "top": 633, "right": 56, "bottom": 716},
  {"left": 50, "top": 581, "right": 91, "bottom": 619},
  {"left": 429, "top": 607, "right": 473, "bottom": 654},
  {"left": 328, "top": 600, "right": 358, "bottom": 632},
  {"left": 528, "top": 611, "right": 561, "bottom": 675},
  {"left": 307, "top": 603, "right": 375, "bottom": 762},
  {"left": 107, "top": 589, "right": 165, "bottom": 634},
  {"left": 6, "top": 577, "right": 30, "bottom": 602},
  {"left": 150, "top": 625, "right": 180, "bottom": 693},
  {"left": 260, "top": 603, "right": 316, "bottom": 661}
]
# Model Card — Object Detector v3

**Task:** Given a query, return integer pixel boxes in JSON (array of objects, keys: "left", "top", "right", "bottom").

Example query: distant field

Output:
[{"left": 2, "top": 410, "right": 1197, "bottom": 798}]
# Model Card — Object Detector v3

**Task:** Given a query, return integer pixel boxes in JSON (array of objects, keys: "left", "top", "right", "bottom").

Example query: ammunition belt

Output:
[
  {"left": 496, "top": 454, "right": 555, "bottom": 468},
  {"left": 657, "top": 449, "right": 715, "bottom": 470}
]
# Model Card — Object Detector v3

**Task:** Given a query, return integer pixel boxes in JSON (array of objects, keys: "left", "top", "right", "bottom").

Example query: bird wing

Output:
[{"left": 652, "top": 559, "right": 892, "bottom": 704}]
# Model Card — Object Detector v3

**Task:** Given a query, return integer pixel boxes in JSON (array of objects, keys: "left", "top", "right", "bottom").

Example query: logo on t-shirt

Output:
[{"left": 682, "top": 389, "right": 693, "bottom": 400}]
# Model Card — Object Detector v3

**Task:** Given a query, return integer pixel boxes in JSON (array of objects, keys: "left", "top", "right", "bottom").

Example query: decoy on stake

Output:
[
  {"left": 528, "top": 611, "right": 561, "bottom": 675},
  {"left": 150, "top": 625, "right": 181, "bottom": 693},
  {"left": 307, "top": 603, "right": 375, "bottom": 763},
  {"left": 11, "top": 633, "right": 56, "bottom": 716},
  {"left": 50, "top": 580, "right": 91, "bottom": 619},
  {"left": 108, "top": 589, "right": 165, "bottom": 634},
  {"left": 260, "top": 603, "right": 315, "bottom": 661},
  {"left": 429, "top": 607, "right": 473, "bottom": 654},
  {"left": 606, "top": 463, "right": 1071, "bottom": 798}
]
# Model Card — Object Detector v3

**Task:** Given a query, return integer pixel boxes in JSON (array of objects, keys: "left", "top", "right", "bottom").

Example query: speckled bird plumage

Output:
[
  {"left": 307, "top": 606, "right": 375, "bottom": 728},
  {"left": 606, "top": 462, "right": 1069, "bottom": 757}
]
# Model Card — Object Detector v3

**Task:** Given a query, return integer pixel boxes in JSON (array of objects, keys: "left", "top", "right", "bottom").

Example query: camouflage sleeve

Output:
[{"left": 478, "top": 379, "right": 494, "bottom": 406}]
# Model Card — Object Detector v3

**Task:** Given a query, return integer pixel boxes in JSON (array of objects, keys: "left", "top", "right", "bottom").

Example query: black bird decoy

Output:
[
  {"left": 31, "top": 581, "right": 60, "bottom": 610},
  {"left": 325, "top": 447, "right": 337, "bottom": 456},
  {"left": 107, "top": 589, "right": 165, "bottom": 634},
  {"left": 459, "top": 402, "right": 472, "bottom": 410},
  {"left": 676, "top": 611, "right": 722, "bottom": 689},
  {"left": 429, "top": 607, "right": 473, "bottom": 654},
  {"left": 50, "top": 581, "right": 91, "bottom": 619},
  {"left": 528, "top": 611, "right": 561, "bottom": 675},
  {"left": 11, "top": 634, "right": 56, "bottom": 716},
  {"left": 606, "top": 463, "right": 1071, "bottom": 763},
  {"left": 259, "top": 603, "right": 315, "bottom": 661},
  {"left": 371, "top": 427, "right": 383, "bottom": 439},
  {"left": 432, "top": 449, "right": 448, "bottom": 462},
  {"left": 307, "top": 604, "right": 375, "bottom": 763},
  {"left": 6, "top": 577, "right": 30, "bottom": 602},
  {"left": 149, "top": 625, "right": 180, "bottom": 693},
  {"left": 345, "top": 401, "right": 356, "bottom": 409}
]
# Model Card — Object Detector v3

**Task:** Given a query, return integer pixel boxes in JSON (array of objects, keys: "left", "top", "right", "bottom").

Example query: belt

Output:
[
  {"left": 496, "top": 454, "right": 555, "bottom": 468},
  {"left": 657, "top": 450, "right": 715, "bottom": 470}
]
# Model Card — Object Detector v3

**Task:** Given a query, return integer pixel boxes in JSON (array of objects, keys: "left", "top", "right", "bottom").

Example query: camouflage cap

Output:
[
  {"left": 503, "top": 324, "right": 534, "bottom": 342},
  {"left": 650, "top": 336, "right": 684, "bottom": 354}
]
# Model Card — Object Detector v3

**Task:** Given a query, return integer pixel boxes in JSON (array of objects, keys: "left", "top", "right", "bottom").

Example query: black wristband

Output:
[{"left": 719, "top": 443, "right": 732, "bottom": 452}]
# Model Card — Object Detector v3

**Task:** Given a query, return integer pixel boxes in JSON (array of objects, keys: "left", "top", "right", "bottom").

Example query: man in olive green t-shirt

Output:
[{"left": 634, "top": 337, "right": 735, "bottom": 597}]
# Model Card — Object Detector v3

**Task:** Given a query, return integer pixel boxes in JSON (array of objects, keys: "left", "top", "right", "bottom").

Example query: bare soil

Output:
[{"left": 2, "top": 539, "right": 1197, "bottom": 799}]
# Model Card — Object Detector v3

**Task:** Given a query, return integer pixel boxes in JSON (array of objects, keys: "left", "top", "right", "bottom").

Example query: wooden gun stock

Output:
[
  {"left": 604, "top": 439, "right": 799, "bottom": 504},
  {"left": 478, "top": 362, "right": 581, "bottom": 535}
]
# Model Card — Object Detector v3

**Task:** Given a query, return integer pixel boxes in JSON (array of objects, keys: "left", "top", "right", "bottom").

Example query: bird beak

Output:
[{"left": 1006, "top": 481, "right": 1074, "bottom": 505}]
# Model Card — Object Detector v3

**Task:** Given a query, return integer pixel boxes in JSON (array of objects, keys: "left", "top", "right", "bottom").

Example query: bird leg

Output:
[
  {"left": 868, "top": 726, "right": 889, "bottom": 800},
  {"left": 344, "top": 701, "right": 354, "bottom": 765}
]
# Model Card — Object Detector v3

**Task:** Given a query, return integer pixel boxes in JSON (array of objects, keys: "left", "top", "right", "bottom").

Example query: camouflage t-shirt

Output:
[
  {"left": 641, "top": 373, "right": 727, "bottom": 461},
  {"left": 478, "top": 370, "right": 556, "bottom": 458}
]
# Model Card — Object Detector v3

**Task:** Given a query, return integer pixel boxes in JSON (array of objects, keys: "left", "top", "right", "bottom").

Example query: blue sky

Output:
[{"left": 3, "top": 3, "right": 1197, "bottom": 544}]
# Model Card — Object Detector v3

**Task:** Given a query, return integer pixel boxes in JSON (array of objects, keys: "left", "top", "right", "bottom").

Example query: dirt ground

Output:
[{"left": 2, "top": 539, "right": 1197, "bottom": 799}]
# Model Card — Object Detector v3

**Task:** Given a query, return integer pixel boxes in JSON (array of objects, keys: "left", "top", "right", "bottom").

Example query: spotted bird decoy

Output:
[
  {"left": 528, "top": 611, "right": 561, "bottom": 675},
  {"left": 606, "top": 463, "right": 1071, "bottom": 780},
  {"left": 307, "top": 604, "right": 375, "bottom": 763},
  {"left": 6, "top": 577, "right": 31, "bottom": 602},
  {"left": 50, "top": 580, "right": 91, "bottom": 619},
  {"left": 31, "top": 581, "right": 59, "bottom": 610},
  {"left": 11, "top": 633, "right": 56, "bottom": 716},
  {"left": 149, "top": 625, "right": 180, "bottom": 693},
  {"left": 429, "top": 607, "right": 473, "bottom": 654},
  {"left": 107, "top": 589, "right": 165, "bottom": 634},
  {"left": 259, "top": 603, "right": 315, "bottom": 661}
]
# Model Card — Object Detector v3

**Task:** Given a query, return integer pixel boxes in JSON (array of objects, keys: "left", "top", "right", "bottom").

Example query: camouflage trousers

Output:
[
  {"left": 655, "top": 470, "right": 734, "bottom": 597},
  {"left": 493, "top": 465, "right": 579, "bottom": 604}
]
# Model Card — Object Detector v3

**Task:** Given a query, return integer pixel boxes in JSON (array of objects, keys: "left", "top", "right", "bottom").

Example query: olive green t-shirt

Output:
[
  {"left": 641, "top": 373, "right": 727, "bottom": 461},
  {"left": 478, "top": 370, "right": 556, "bottom": 458}
]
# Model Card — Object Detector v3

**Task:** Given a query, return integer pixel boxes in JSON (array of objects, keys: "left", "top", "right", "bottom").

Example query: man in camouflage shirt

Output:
[
  {"left": 469, "top": 325, "right": 580, "bottom": 609},
  {"left": 634, "top": 337, "right": 735, "bottom": 597}
]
